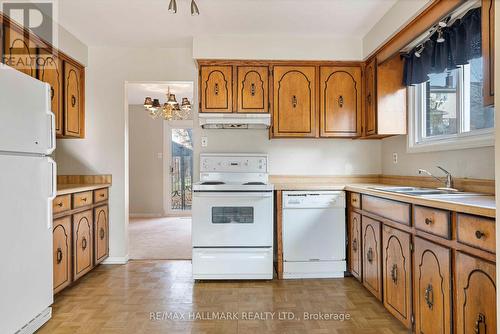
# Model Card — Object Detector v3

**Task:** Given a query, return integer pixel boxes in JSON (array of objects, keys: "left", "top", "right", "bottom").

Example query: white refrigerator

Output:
[{"left": 0, "top": 64, "right": 57, "bottom": 333}]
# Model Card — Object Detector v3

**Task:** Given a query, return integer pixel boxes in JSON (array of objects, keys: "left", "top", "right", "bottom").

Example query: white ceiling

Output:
[
  {"left": 127, "top": 82, "right": 194, "bottom": 105},
  {"left": 58, "top": 0, "right": 398, "bottom": 48}
]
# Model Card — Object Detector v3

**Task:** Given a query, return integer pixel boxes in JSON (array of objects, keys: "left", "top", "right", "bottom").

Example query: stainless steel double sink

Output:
[{"left": 370, "top": 186, "right": 488, "bottom": 199}]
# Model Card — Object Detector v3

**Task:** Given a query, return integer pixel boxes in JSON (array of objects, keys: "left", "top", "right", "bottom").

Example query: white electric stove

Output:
[{"left": 192, "top": 153, "right": 274, "bottom": 280}]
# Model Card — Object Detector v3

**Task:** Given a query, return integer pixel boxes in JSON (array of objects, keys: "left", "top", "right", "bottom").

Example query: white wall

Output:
[
  {"left": 362, "top": 0, "right": 431, "bottom": 57},
  {"left": 55, "top": 47, "right": 198, "bottom": 261},
  {"left": 382, "top": 136, "right": 495, "bottom": 179},
  {"left": 193, "top": 35, "right": 363, "bottom": 61},
  {"left": 128, "top": 105, "right": 164, "bottom": 216},
  {"left": 57, "top": 25, "right": 88, "bottom": 65}
]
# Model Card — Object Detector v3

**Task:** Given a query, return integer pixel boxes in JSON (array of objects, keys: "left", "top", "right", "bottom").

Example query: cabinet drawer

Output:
[
  {"left": 73, "top": 191, "right": 93, "bottom": 208},
  {"left": 362, "top": 195, "right": 410, "bottom": 225},
  {"left": 414, "top": 206, "right": 451, "bottom": 239},
  {"left": 350, "top": 193, "right": 360, "bottom": 209},
  {"left": 53, "top": 194, "right": 71, "bottom": 214},
  {"left": 94, "top": 188, "right": 108, "bottom": 203},
  {"left": 457, "top": 214, "right": 495, "bottom": 253}
]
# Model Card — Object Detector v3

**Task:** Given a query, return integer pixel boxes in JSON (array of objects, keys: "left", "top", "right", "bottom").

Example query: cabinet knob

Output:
[
  {"left": 425, "top": 217, "right": 433, "bottom": 225},
  {"left": 82, "top": 237, "right": 87, "bottom": 250},
  {"left": 292, "top": 95, "right": 297, "bottom": 108},
  {"left": 57, "top": 202, "right": 63, "bottom": 207},
  {"left": 367, "top": 247, "right": 374, "bottom": 263},
  {"left": 390, "top": 264, "right": 398, "bottom": 284},
  {"left": 250, "top": 83, "right": 256, "bottom": 96},
  {"left": 475, "top": 230, "right": 485, "bottom": 239},
  {"left": 100, "top": 227, "right": 105, "bottom": 240},
  {"left": 82, "top": 197, "right": 87, "bottom": 202},
  {"left": 338, "top": 95, "right": 344, "bottom": 108},
  {"left": 214, "top": 83, "right": 219, "bottom": 95},
  {"left": 352, "top": 238, "right": 358, "bottom": 252},
  {"left": 56, "top": 247, "right": 63, "bottom": 264},
  {"left": 367, "top": 93, "right": 372, "bottom": 105},
  {"left": 424, "top": 283, "right": 434, "bottom": 309},
  {"left": 71, "top": 95, "right": 77, "bottom": 107},
  {"left": 473, "top": 313, "right": 486, "bottom": 334},
  {"left": 100, "top": 193, "right": 105, "bottom": 198}
]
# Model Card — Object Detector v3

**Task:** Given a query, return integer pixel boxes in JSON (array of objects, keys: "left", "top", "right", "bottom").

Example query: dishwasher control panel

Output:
[{"left": 282, "top": 191, "right": 346, "bottom": 209}]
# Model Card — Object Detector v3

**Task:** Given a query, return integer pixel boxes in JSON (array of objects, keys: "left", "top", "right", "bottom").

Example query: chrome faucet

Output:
[{"left": 418, "top": 166, "right": 455, "bottom": 190}]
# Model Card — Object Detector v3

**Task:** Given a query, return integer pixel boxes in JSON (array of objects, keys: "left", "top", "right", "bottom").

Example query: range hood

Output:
[{"left": 199, "top": 113, "right": 271, "bottom": 129}]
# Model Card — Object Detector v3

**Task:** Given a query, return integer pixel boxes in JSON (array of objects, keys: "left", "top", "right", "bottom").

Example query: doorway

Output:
[{"left": 127, "top": 81, "right": 194, "bottom": 260}]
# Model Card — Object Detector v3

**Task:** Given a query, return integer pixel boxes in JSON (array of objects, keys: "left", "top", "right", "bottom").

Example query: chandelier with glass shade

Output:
[{"left": 143, "top": 87, "right": 192, "bottom": 120}]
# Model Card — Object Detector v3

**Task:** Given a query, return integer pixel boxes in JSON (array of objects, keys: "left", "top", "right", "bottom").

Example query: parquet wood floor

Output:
[{"left": 38, "top": 261, "right": 409, "bottom": 334}]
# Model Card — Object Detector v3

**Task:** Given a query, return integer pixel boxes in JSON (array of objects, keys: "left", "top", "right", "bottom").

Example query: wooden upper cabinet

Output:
[
  {"left": 382, "top": 225, "right": 412, "bottom": 328},
  {"left": 482, "top": 0, "right": 494, "bottom": 106},
  {"left": 376, "top": 54, "right": 407, "bottom": 135},
  {"left": 3, "top": 23, "right": 37, "bottom": 77},
  {"left": 413, "top": 237, "right": 451, "bottom": 334},
  {"left": 362, "top": 216, "right": 382, "bottom": 301},
  {"left": 364, "top": 58, "right": 377, "bottom": 136},
  {"left": 236, "top": 66, "right": 268, "bottom": 113},
  {"left": 64, "top": 61, "right": 85, "bottom": 138},
  {"left": 348, "top": 211, "right": 362, "bottom": 281},
  {"left": 200, "top": 65, "right": 233, "bottom": 113},
  {"left": 38, "top": 49, "right": 63, "bottom": 136},
  {"left": 320, "top": 66, "right": 361, "bottom": 137},
  {"left": 455, "top": 252, "right": 496, "bottom": 334},
  {"left": 272, "top": 66, "right": 316, "bottom": 137},
  {"left": 53, "top": 216, "right": 72, "bottom": 294}
]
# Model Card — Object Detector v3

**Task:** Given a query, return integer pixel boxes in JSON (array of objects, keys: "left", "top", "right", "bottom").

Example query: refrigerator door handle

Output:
[
  {"left": 47, "top": 158, "right": 57, "bottom": 229},
  {"left": 47, "top": 111, "right": 56, "bottom": 154}
]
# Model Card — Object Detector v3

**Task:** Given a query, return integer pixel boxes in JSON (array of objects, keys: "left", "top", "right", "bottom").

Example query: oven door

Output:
[{"left": 192, "top": 191, "right": 273, "bottom": 247}]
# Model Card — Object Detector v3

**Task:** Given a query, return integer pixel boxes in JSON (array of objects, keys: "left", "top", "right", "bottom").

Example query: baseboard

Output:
[
  {"left": 102, "top": 255, "right": 129, "bottom": 265},
  {"left": 129, "top": 213, "right": 163, "bottom": 218},
  {"left": 18, "top": 307, "right": 51, "bottom": 334}
]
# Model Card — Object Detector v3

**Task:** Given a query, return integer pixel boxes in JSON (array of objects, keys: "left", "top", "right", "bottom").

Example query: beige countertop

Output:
[
  {"left": 272, "top": 179, "right": 496, "bottom": 218},
  {"left": 57, "top": 183, "right": 111, "bottom": 196}
]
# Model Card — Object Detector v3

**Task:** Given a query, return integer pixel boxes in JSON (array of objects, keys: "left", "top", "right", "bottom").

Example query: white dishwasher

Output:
[{"left": 282, "top": 191, "right": 346, "bottom": 279}]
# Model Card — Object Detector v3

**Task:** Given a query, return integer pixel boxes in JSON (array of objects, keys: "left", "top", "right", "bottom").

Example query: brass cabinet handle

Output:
[
  {"left": 250, "top": 83, "right": 256, "bottom": 96},
  {"left": 367, "top": 93, "right": 372, "bottom": 105},
  {"left": 424, "top": 283, "right": 434, "bottom": 309},
  {"left": 352, "top": 238, "right": 358, "bottom": 252},
  {"left": 57, "top": 202, "right": 63, "bottom": 207},
  {"left": 425, "top": 218, "right": 433, "bottom": 225},
  {"left": 100, "top": 227, "right": 105, "bottom": 240},
  {"left": 71, "top": 95, "right": 76, "bottom": 107},
  {"left": 367, "top": 247, "right": 374, "bottom": 263},
  {"left": 475, "top": 230, "right": 485, "bottom": 239},
  {"left": 100, "top": 193, "right": 105, "bottom": 198},
  {"left": 292, "top": 95, "right": 297, "bottom": 108},
  {"left": 352, "top": 198, "right": 357, "bottom": 203},
  {"left": 214, "top": 83, "right": 219, "bottom": 95},
  {"left": 82, "top": 237, "right": 87, "bottom": 250},
  {"left": 82, "top": 197, "right": 87, "bottom": 202},
  {"left": 473, "top": 313, "right": 486, "bottom": 334},
  {"left": 50, "top": 86, "right": 55, "bottom": 100},
  {"left": 56, "top": 247, "right": 63, "bottom": 264},
  {"left": 338, "top": 95, "right": 344, "bottom": 108},
  {"left": 391, "top": 264, "right": 398, "bottom": 284}
]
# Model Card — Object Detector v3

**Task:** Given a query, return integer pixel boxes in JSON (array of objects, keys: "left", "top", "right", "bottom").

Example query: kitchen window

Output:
[{"left": 408, "top": 57, "right": 494, "bottom": 152}]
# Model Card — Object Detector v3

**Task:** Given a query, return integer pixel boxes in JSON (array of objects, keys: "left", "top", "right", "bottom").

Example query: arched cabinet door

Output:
[
  {"left": 94, "top": 205, "right": 109, "bottom": 265},
  {"left": 38, "top": 49, "right": 63, "bottom": 136},
  {"left": 364, "top": 58, "right": 377, "bottom": 136},
  {"left": 64, "top": 61, "right": 84, "bottom": 137},
  {"left": 53, "top": 216, "right": 72, "bottom": 294},
  {"left": 200, "top": 65, "right": 233, "bottom": 112},
  {"left": 413, "top": 237, "right": 451, "bottom": 334},
  {"left": 73, "top": 209, "right": 94, "bottom": 280},
  {"left": 362, "top": 216, "right": 382, "bottom": 301},
  {"left": 382, "top": 225, "right": 412, "bottom": 329},
  {"left": 455, "top": 252, "right": 496, "bottom": 334},
  {"left": 237, "top": 66, "right": 268, "bottom": 113},
  {"left": 272, "top": 66, "right": 316, "bottom": 137},
  {"left": 3, "top": 23, "right": 37, "bottom": 77},
  {"left": 348, "top": 211, "right": 362, "bottom": 281},
  {"left": 320, "top": 66, "right": 361, "bottom": 137}
]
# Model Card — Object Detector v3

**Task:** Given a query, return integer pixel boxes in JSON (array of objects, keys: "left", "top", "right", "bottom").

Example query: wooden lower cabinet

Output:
[
  {"left": 348, "top": 211, "right": 362, "bottom": 281},
  {"left": 72, "top": 209, "right": 94, "bottom": 280},
  {"left": 362, "top": 216, "right": 382, "bottom": 300},
  {"left": 414, "top": 237, "right": 451, "bottom": 334},
  {"left": 94, "top": 205, "right": 109, "bottom": 264},
  {"left": 455, "top": 252, "right": 496, "bottom": 334},
  {"left": 53, "top": 216, "right": 72, "bottom": 294},
  {"left": 382, "top": 225, "right": 412, "bottom": 328}
]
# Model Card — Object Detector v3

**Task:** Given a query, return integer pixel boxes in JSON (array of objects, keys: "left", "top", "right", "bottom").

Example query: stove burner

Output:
[
  {"left": 201, "top": 181, "right": 225, "bottom": 185},
  {"left": 243, "top": 182, "right": 266, "bottom": 185}
]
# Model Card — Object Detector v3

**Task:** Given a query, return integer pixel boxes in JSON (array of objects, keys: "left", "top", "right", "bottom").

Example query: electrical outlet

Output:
[
  {"left": 392, "top": 152, "right": 398, "bottom": 164},
  {"left": 201, "top": 136, "right": 208, "bottom": 147}
]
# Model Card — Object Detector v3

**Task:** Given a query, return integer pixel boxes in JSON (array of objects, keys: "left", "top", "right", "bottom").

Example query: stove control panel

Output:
[{"left": 200, "top": 154, "right": 268, "bottom": 173}]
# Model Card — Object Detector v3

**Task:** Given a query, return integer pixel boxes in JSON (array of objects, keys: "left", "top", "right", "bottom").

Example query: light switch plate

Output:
[
  {"left": 201, "top": 136, "right": 208, "bottom": 147},
  {"left": 392, "top": 152, "right": 398, "bottom": 164}
]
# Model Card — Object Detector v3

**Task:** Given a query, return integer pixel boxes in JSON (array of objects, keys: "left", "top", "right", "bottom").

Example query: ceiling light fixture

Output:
[
  {"left": 168, "top": 0, "right": 177, "bottom": 13},
  {"left": 191, "top": 0, "right": 200, "bottom": 16},
  {"left": 144, "top": 87, "right": 192, "bottom": 120},
  {"left": 414, "top": 44, "right": 424, "bottom": 58},
  {"left": 436, "top": 28, "right": 445, "bottom": 43}
]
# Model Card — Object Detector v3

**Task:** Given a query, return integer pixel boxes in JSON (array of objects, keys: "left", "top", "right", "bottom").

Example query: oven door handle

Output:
[{"left": 194, "top": 192, "right": 273, "bottom": 198}]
